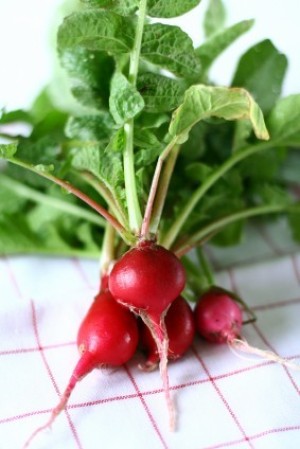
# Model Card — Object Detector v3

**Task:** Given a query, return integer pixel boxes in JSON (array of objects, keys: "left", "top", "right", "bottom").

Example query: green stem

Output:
[
  {"left": 0, "top": 174, "right": 106, "bottom": 227},
  {"left": 123, "top": 0, "right": 147, "bottom": 234},
  {"left": 123, "top": 121, "right": 142, "bottom": 232},
  {"left": 175, "top": 203, "right": 286, "bottom": 257},
  {"left": 162, "top": 140, "right": 273, "bottom": 249},
  {"left": 100, "top": 221, "right": 116, "bottom": 277},
  {"left": 6, "top": 157, "right": 133, "bottom": 243},
  {"left": 148, "top": 144, "right": 180, "bottom": 238},
  {"left": 79, "top": 171, "right": 128, "bottom": 228},
  {"left": 128, "top": 0, "right": 147, "bottom": 86}
]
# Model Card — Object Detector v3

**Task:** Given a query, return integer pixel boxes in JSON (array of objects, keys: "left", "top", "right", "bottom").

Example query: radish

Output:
[
  {"left": 194, "top": 287, "right": 300, "bottom": 369},
  {"left": 194, "top": 288, "right": 243, "bottom": 344},
  {"left": 109, "top": 239, "right": 186, "bottom": 429},
  {"left": 139, "top": 296, "right": 196, "bottom": 371},
  {"left": 23, "top": 289, "right": 138, "bottom": 448}
]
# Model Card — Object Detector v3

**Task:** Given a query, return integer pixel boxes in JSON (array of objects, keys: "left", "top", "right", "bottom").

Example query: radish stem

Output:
[
  {"left": 175, "top": 203, "right": 286, "bottom": 256},
  {"left": 162, "top": 140, "right": 274, "bottom": 249},
  {"left": 0, "top": 173, "right": 106, "bottom": 227},
  {"left": 6, "top": 157, "right": 133, "bottom": 243},
  {"left": 143, "top": 144, "right": 180, "bottom": 239},
  {"left": 123, "top": 0, "right": 148, "bottom": 233}
]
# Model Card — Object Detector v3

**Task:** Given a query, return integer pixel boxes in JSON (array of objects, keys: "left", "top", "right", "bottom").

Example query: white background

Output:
[{"left": 0, "top": 0, "right": 299, "bottom": 111}]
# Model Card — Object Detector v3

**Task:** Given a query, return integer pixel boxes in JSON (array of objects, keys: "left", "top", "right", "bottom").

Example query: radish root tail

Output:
[
  {"left": 22, "top": 378, "right": 76, "bottom": 449},
  {"left": 140, "top": 310, "right": 176, "bottom": 431},
  {"left": 231, "top": 338, "right": 300, "bottom": 370}
]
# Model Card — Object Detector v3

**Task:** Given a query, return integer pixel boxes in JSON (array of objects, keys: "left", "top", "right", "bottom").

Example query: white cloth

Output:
[{"left": 1, "top": 253, "right": 300, "bottom": 449}]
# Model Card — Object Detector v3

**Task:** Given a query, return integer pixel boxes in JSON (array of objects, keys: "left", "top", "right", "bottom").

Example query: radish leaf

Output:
[
  {"left": 147, "top": 0, "right": 201, "bottom": 18},
  {"left": 141, "top": 23, "right": 201, "bottom": 79},
  {"left": 109, "top": 72, "right": 145, "bottom": 125},
  {"left": 232, "top": 40, "right": 288, "bottom": 114},
  {"left": 196, "top": 19, "right": 254, "bottom": 73},
  {"left": 204, "top": 0, "right": 226, "bottom": 38},
  {"left": 267, "top": 95, "right": 300, "bottom": 145},
  {"left": 80, "top": 0, "right": 139, "bottom": 16},
  {"left": 169, "top": 84, "right": 269, "bottom": 143},
  {"left": 137, "top": 73, "right": 185, "bottom": 112},
  {"left": 57, "top": 10, "right": 134, "bottom": 54},
  {"left": 0, "top": 143, "right": 18, "bottom": 158}
]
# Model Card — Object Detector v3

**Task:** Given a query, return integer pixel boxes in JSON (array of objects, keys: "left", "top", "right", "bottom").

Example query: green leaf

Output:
[
  {"left": 70, "top": 85, "right": 103, "bottom": 110},
  {"left": 184, "top": 162, "right": 213, "bottom": 182},
  {"left": 0, "top": 109, "right": 33, "bottom": 125},
  {"left": 0, "top": 179, "right": 27, "bottom": 215},
  {"left": 80, "top": 0, "right": 139, "bottom": 16},
  {"left": 147, "top": 0, "right": 201, "bottom": 18},
  {"left": 4, "top": 136, "right": 63, "bottom": 188},
  {"left": 0, "top": 143, "right": 18, "bottom": 158},
  {"left": 134, "top": 127, "right": 163, "bottom": 150},
  {"left": 181, "top": 122, "right": 206, "bottom": 160},
  {"left": 65, "top": 113, "right": 114, "bottom": 141},
  {"left": 267, "top": 95, "right": 300, "bottom": 146},
  {"left": 141, "top": 23, "right": 201, "bottom": 79},
  {"left": 109, "top": 72, "right": 145, "bottom": 125},
  {"left": 30, "top": 88, "right": 59, "bottom": 123},
  {"left": 137, "top": 72, "right": 185, "bottom": 112},
  {"left": 204, "top": 0, "right": 226, "bottom": 38},
  {"left": 232, "top": 40, "right": 288, "bottom": 114},
  {"left": 169, "top": 84, "right": 269, "bottom": 143},
  {"left": 34, "top": 164, "right": 55, "bottom": 174},
  {"left": 239, "top": 147, "right": 286, "bottom": 182},
  {"left": 196, "top": 19, "right": 254, "bottom": 72},
  {"left": 71, "top": 135, "right": 126, "bottom": 213},
  {"left": 60, "top": 47, "right": 115, "bottom": 89},
  {"left": 211, "top": 219, "right": 244, "bottom": 246},
  {"left": 60, "top": 47, "right": 115, "bottom": 109},
  {"left": 136, "top": 112, "right": 169, "bottom": 129},
  {"left": 0, "top": 215, "right": 45, "bottom": 255},
  {"left": 57, "top": 10, "right": 134, "bottom": 54},
  {"left": 252, "top": 183, "right": 291, "bottom": 206}
]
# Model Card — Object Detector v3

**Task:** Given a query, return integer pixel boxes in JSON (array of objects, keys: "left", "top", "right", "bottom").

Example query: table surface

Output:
[{"left": 1, "top": 247, "right": 300, "bottom": 449}]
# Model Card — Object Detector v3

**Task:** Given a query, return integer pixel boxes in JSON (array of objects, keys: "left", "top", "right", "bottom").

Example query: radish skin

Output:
[
  {"left": 194, "top": 287, "right": 300, "bottom": 370},
  {"left": 23, "top": 290, "right": 138, "bottom": 448},
  {"left": 139, "top": 296, "right": 196, "bottom": 370},
  {"left": 109, "top": 240, "right": 186, "bottom": 430}
]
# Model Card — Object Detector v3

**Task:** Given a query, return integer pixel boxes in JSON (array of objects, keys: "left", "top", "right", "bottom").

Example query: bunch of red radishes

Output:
[{"left": 23, "top": 239, "right": 296, "bottom": 448}]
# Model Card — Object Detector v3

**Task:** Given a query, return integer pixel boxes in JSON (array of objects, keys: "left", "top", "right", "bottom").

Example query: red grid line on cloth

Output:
[
  {"left": 228, "top": 268, "right": 300, "bottom": 397},
  {"left": 191, "top": 347, "right": 254, "bottom": 449},
  {"left": 73, "top": 257, "right": 169, "bottom": 449},
  {"left": 4, "top": 256, "right": 23, "bottom": 298},
  {"left": 4, "top": 349, "right": 300, "bottom": 427},
  {"left": 30, "top": 300, "right": 85, "bottom": 449},
  {"left": 202, "top": 424, "right": 300, "bottom": 449},
  {"left": 253, "top": 322, "right": 300, "bottom": 395},
  {"left": 2, "top": 290, "right": 300, "bottom": 358},
  {"left": 0, "top": 341, "right": 75, "bottom": 357},
  {"left": 3, "top": 259, "right": 85, "bottom": 449},
  {"left": 124, "top": 365, "right": 169, "bottom": 449},
  {"left": 3, "top": 256, "right": 300, "bottom": 448},
  {"left": 252, "top": 296, "right": 300, "bottom": 311}
]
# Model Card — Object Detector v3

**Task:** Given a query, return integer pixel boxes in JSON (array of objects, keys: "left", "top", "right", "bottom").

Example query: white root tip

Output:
[
  {"left": 140, "top": 311, "right": 176, "bottom": 431},
  {"left": 230, "top": 338, "right": 300, "bottom": 370}
]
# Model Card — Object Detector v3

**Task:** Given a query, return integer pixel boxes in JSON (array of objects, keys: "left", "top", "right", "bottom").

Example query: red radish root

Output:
[
  {"left": 139, "top": 296, "right": 196, "bottom": 371},
  {"left": 23, "top": 290, "right": 138, "bottom": 448},
  {"left": 109, "top": 240, "right": 186, "bottom": 430},
  {"left": 194, "top": 288, "right": 243, "bottom": 344},
  {"left": 194, "top": 287, "right": 300, "bottom": 370}
]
